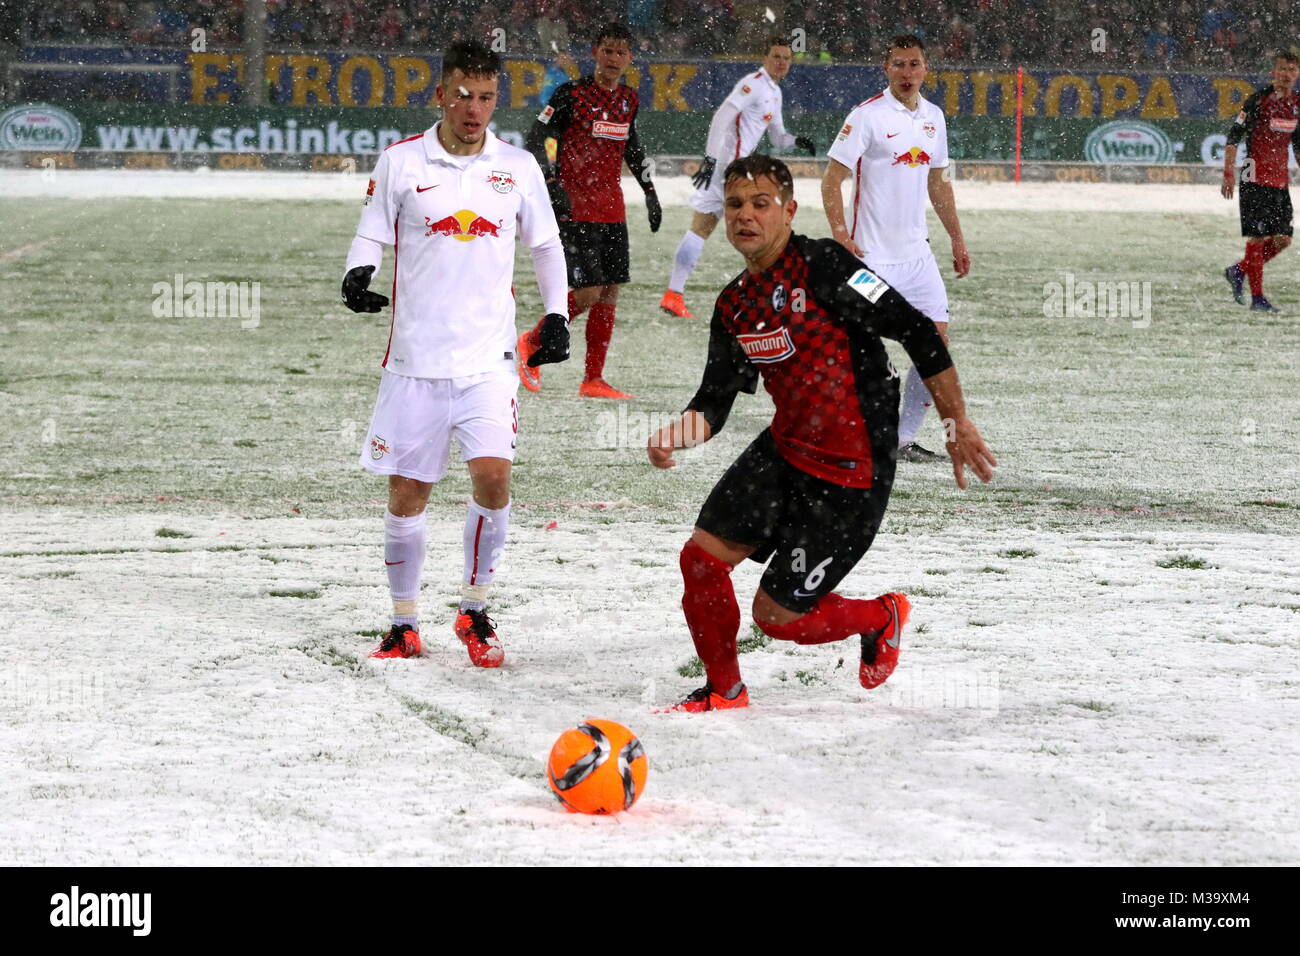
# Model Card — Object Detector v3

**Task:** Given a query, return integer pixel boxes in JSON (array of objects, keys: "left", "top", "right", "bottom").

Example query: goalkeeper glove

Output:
[
  {"left": 341, "top": 265, "right": 389, "bottom": 313},
  {"left": 546, "top": 176, "right": 571, "bottom": 221},
  {"left": 645, "top": 186, "right": 662, "bottom": 233},
  {"left": 528, "top": 313, "right": 570, "bottom": 367},
  {"left": 691, "top": 156, "right": 716, "bottom": 190},
  {"left": 794, "top": 135, "right": 816, "bottom": 156}
]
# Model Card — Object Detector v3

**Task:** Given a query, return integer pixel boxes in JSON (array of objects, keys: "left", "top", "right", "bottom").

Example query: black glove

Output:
[
  {"left": 527, "top": 312, "right": 570, "bottom": 367},
  {"left": 794, "top": 135, "right": 816, "bottom": 156},
  {"left": 546, "top": 176, "right": 571, "bottom": 221},
  {"left": 341, "top": 265, "right": 389, "bottom": 313},
  {"left": 645, "top": 187, "right": 662, "bottom": 233},
  {"left": 691, "top": 156, "right": 716, "bottom": 190}
]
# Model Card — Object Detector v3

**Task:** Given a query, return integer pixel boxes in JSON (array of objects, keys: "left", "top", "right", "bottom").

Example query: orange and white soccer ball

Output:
[{"left": 546, "top": 720, "right": 648, "bottom": 815}]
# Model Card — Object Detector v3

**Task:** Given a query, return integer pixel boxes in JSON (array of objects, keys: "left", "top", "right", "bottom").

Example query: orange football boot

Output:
[
  {"left": 659, "top": 289, "right": 694, "bottom": 318},
  {"left": 578, "top": 378, "right": 632, "bottom": 400},
  {"left": 859, "top": 592, "right": 910, "bottom": 689},
  {"left": 453, "top": 608, "right": 504, "bottom": 668},
  {"left": 370, "top": 624, "right": 422, "bottom": 659},
  {"left": 659, "top": 682, "right": 749, "bottom": 713},
  {"left": 516, "top": 329, "right": 541, "bottom": 392}
]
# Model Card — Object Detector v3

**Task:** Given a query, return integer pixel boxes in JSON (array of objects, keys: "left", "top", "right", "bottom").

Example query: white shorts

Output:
[
  {"left": 360, "top": 368, "right": 519, "bottom": 483},
  {"left": 688, "top": 171, "right": 726, "bottom": 216},
  {"left": 870, "top": 251, "right": 950, "bottom": 325}
]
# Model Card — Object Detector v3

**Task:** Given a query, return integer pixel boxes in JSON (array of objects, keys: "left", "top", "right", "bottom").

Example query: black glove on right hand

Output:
[
  {"left": 794, "top": 135, "right": 816, "bottom": 156},
  {"left": 527, "top": 312, "right": 570, "bottom": 367},
  {"left": 546, "top": 177, "right": 571, "bottom": 221},
  {"left": 691, "top": 156, "right": 716, "bottom": 191},
  {"left": 341, "top": 265, "right": 389, "bottom": 313}
]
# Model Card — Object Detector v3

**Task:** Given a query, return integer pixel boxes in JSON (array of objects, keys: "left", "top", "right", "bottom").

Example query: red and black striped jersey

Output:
[
  {"left": 1227, "top": 86, "right": 1300, "bottom": 189},
  {"left": 687, "top": 235, "right": 953, "bottom": 488},
  {"left": 526, "top": 76, "right": 649, "bottom": 223}
]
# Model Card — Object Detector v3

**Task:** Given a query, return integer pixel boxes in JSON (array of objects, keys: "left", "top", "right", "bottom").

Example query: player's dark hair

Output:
[
  {"left": 887, "top": 34, "right": 927, "bottom": 57},
  {"left": 441, "top": 41, "right": 501, "bottom": 82},
  {"left": 1275, "top": 50, "right": 1299, "bottom": 65},
  {"left": 593, "top": 22, "right": 635, "bottom": 48},
  {"left": 766, "top": 35, "right": 792, "bottom": 53},
  {"left": 723, "top": 154, "right": 795, "bottom": 203}
]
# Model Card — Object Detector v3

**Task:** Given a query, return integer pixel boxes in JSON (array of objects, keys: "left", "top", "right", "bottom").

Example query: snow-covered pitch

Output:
[{"left": 1, "top": 170, "right": 1297, "bottom": 865}]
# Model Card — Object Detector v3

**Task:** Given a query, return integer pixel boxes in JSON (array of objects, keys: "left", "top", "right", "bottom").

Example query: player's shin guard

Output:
[
  {"left": 898, "top": 365, "right": 933, "bottom": 448},
  {"left": 679, "top": 540, "right": 743, "bottom": 693},
  {"left": 385, "top": 510, "right": 427, "bottom": 625},
  {"left": 462, "top": 499, "right": 509, "bottom": 610},
  {"left": 757, "top": 593, "right": 891, "bottom": 645},
  {"left": 669, "top": 231, "right": 706, "bottom": 293},
  {"left": 584, "top": 303, "right": 615, "bottom": 381}
]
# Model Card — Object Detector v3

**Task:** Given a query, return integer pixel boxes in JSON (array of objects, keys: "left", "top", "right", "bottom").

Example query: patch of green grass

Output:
[
  {"left": 282, "top": 367, "right": 308, "bottom": 375},
  {"left": 737, "top": 625, "right": 771, "bottom": 654},
  {"left": 1065, "top": 699, "right": 1113, "bottom": 713},
  {"left": 267, "top": 588, "right": 321, "bottom": 599},
  {"left": 795, "top": 670, "right": 823, "bottom": 686},
  {"left": 913, "top": 623, "right": 929, "bottom": 634},
  {"left": 1242, "top": 500, "right": 1297, "bottom": 509},
  {"left": 924, "top": 569, "right": 950, "bottom": 575},
  {"left": 978, "top": 566, "right": 1008, "bottom": 574},
  {"left": 233, "top": 438, "right": 257, "bottom": 448},
  {"left": 909, "top": 585, "right": 945, "bottom": 598},
  {"left": 1156, "top": 554, "right": 1212, "bottom": 570},
  {"left": 676, "top": 657, "right": 704, "bottom": 678},
  {"left": 154, "top": 527, "right": 192, "bottom": 538},
  {"left": 999, "top": 548, "right": 1038, "bottom": 559},
  {"left": 968, "top": 620, "right": 996, "bottom": 627}
]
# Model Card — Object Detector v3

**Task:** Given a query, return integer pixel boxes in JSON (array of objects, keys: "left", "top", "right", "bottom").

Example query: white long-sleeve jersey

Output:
[{"left": 704, "top": 67, "right": 798, "bottom": 162}]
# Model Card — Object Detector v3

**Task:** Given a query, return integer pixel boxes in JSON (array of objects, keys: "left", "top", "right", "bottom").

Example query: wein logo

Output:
[{"left": 0, "top": 105, "right": 83, "bottom": 151}]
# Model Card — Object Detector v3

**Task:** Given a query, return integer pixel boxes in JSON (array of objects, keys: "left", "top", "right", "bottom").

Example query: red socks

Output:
[
  {"left": 679, "top": 540, "right": 742, "bottom": 692},
  {"left": 584, "top": 303, "right": 615, "bottom": 382},
  {"left": 1241, "top": 241, "right": 1265, "bottom": 297},
  {"left": 567, "top": 290, "right": 587, "bottom": 320},
  {"left": 758, "top": 593, "right": 891, "bottom": 645}
]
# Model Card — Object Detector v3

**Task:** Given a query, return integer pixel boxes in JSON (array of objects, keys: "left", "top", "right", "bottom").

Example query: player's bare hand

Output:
[
  {"left": 647, "top": 430, "right": 677, "bottom": 469},
  {"left": 1220, "top": 172, "right": 1235, "bottom": 200},
  {"left": 944, "top": 416, "right": 996, "bottom": 490},
  {"left": 832, "top": 228, "right": 863, "bottom": 259},
  {"left": 952, "top": 240, "right": 971, "bottom": 278}
]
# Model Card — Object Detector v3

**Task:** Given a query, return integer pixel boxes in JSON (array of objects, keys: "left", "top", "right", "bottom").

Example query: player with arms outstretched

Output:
[
  {"left": 1222, "top": 50, "right": 1300, "bottom": 313},
  {"left": 341, "top": 41, "right": 571, "bottom": 666},
  {"left": 647, "top": 155, "right": 995, "bottom": 712},
  {"left": 659, "top": 36, "right": 815, "bottom": 319},
  {"left": 517, "top": 21, "right": 661, "bottom": 400},
  {"left": 822, "top": 34, "right": 969, "bottom": 463}
]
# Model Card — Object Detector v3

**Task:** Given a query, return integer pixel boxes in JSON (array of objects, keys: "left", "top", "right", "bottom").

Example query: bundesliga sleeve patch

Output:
[
  {"left": 837, "top": 123, "right": 853, "bottom": 141},
  {"left": 363, "top": 178, "right": 375, "bottom": 205},
  {"left": 848, "top": 268, "right": 890, "bottom": 303},
  {"left": 538, "top": 104, "right": 554, "bottom": 123}
]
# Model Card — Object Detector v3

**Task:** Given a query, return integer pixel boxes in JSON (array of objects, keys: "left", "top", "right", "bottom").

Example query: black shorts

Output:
[
  {"left": 1239, "top": 183, "right": 1293, "bottom": 237},
  {"left": 695, "top": 430, "right": 895, "bottom": 614},
  {"left": 560, "top": 220, "right": 630, "bottom": 288}
]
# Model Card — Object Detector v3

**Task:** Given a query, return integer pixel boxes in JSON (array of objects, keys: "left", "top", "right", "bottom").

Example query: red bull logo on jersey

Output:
[
  {"left": 487, "top": 170, "right": 516, "bottom": 193},
  {"left": 425, "top": 209, "right": 502, "bottom": 242},
  {"left": 891, "top": 147, "right": 932, "bottom": 167},
  {"left": 592, "top": 120, "right": 630, "bottom": 141},
  {"left": 737, "top": 327, "right": 796, "bottom": 363}
]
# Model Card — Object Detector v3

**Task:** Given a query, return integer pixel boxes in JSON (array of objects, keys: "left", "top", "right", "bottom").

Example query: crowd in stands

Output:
[{"left": 22, "top": 0, "right": 1300, "bottom": 69}]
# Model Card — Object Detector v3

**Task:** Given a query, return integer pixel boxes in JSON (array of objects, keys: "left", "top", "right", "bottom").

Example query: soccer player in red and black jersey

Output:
[
  {"left": 646, "top": 155, "right": 995, "bottom": 713},
  {"left": 516, "top": 21, "right": 662, "bottom": 400},
  {"left": 1222, "top": 51, "right": 1300, "bottom": 313}
]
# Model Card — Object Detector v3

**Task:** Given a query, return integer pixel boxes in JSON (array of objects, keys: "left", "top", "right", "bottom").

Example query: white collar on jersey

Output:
[
  {"left": 422, "top": 120, "right": 500, "bottom": 166},
  {"left": 883, "top": 86, "right": 927, "bottom": 114},
  {"left": 754, "top": 66, "right": 777, "bottom": 89}
]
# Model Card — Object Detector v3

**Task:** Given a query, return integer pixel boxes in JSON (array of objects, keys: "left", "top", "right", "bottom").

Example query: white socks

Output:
[
  {"left": 462, "top": 499, "right": 510, "bottom": 612},
  {"left": 384, "top": 510, "right": 427, "bottom": 626},
  {"left": 898, "top": 365, "right": 935, "bottom": 448},
  {"left": 669, "top": 230, "right": 706, "bottom": 293}
]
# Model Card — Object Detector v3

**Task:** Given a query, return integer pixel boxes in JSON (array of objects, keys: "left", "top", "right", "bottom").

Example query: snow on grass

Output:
[{"left": 0, "top": 186, "right": 1297, "bottom": 864}]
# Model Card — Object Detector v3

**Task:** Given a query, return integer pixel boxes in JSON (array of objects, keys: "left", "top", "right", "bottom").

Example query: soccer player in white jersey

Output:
[
  {"left": 822, "top": 34, "right": 971, "bottom": 463},
  {"left": 340, "top": 41, "right": 571, "bottom": 667},
  {"left": 659, "top": 36, "right": 815, "bottom": 318}
]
